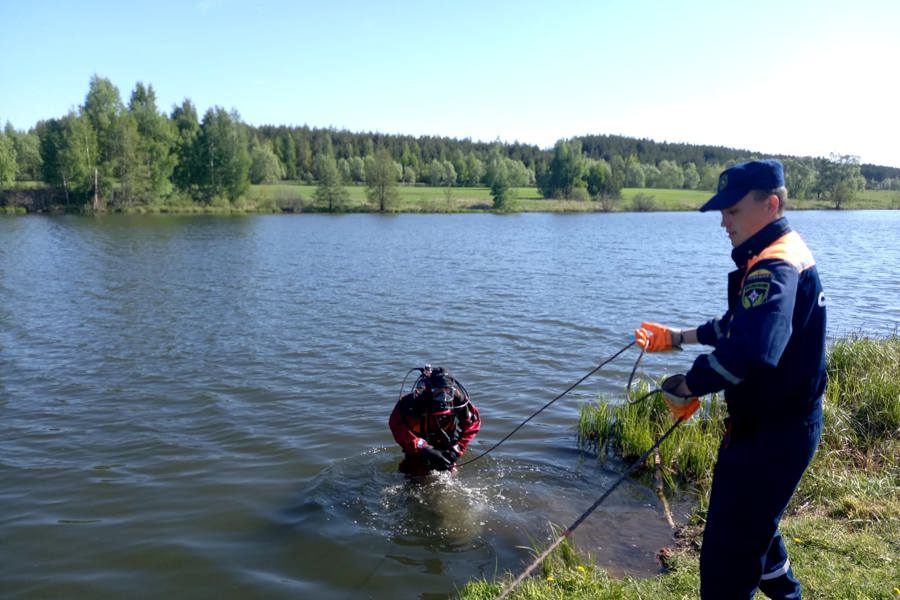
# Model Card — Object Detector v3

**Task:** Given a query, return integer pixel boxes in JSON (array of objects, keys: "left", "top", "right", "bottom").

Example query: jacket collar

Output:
[{"left": 730, "top": 216, "right": 791, "bottom": 268}]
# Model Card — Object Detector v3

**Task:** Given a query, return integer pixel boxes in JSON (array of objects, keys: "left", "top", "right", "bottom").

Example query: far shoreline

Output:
[{"left": 2, "top": 184, "right": 898, "bottom": 215}]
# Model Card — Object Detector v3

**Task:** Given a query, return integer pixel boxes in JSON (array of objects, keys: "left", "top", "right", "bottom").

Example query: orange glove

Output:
[
  {"left": 666, "top": 396, "right": 700, "bottom": 421},
  {"left": 634, "top": 322, "right": 683, "bottom": 352},
  {"left": 660, "top": 374, "right": 700, "bottom": 421}
]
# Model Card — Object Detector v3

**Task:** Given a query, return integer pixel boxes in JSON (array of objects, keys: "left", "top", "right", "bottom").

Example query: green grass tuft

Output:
[{"left": 577, "top": 379, "right": 726, "bottom": 497}]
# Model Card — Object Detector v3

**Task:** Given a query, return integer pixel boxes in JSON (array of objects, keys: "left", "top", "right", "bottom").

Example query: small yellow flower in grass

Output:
[
  {"left": 547, "top": 575, "right": 555, "bottom": 581},
  {"left": 576, "top": 565, "right": 586, "bottom": 573},
  {"left": 893, "top": 587, "right": 900, "bottom": 596},
  {"left": 793, "top": 538, "right": 802, "bottom": 543}
]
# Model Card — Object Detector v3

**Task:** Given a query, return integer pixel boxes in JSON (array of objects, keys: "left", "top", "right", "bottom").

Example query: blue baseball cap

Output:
[{"left": 700, "top": 159, "right": 785, "bottom": 212}]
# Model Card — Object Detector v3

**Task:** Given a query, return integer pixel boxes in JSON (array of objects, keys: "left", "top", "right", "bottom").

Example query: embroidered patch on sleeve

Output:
[{"left": 742, "top": 281, "right": 771, "bottom": 308}]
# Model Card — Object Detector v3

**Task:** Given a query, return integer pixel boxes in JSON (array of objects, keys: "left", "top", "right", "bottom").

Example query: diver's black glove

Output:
[
  {"left": 442, "top": 447, "right": 460, "bottom": 465},
  {"left": 421, "top": 446, "right": 452, "bottom": 471}
]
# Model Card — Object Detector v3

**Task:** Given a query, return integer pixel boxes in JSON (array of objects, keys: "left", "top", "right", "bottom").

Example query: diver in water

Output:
[{"left": 389, "top": 366, "right": 481, "bottom": 477}]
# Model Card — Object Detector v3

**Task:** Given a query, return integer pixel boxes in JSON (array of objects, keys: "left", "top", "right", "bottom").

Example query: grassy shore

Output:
[
  {"left": 248, "top": 184, "right": 900, "bottom": 213},
  {"left": 458, "top": 336, "right": 900, "bottom": 599},
  {"left": 3, "top": 183, "right": 899, "bottom": 214}
]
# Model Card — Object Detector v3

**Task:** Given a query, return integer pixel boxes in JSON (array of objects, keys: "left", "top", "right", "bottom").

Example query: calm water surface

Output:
[{"left": 1, "top": 211, "right": 898, "bottom": 599}]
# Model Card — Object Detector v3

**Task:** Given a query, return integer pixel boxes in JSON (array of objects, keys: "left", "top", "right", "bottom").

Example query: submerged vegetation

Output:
[{"left": 459, "top": 335, "right": 900, "bottom": 599}]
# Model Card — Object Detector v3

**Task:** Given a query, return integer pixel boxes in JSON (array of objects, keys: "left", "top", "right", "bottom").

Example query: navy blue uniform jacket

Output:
[{"left": 685, "top": 217, "right": 827, "bottom": 428}]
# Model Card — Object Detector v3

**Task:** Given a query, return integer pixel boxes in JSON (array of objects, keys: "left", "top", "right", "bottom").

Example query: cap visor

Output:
[{"left": 699, "top": 189, "right": 743, "bottom": 212}]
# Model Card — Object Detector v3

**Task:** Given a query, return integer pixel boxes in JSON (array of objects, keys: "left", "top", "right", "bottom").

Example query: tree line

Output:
[{"left": 1, "top": 76, "right": 898, "bottom": 211}]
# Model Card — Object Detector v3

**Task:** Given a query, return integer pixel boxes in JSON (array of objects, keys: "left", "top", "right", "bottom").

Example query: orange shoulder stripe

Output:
[{"left": 746, "top": 231, "right": 815, "bottom": 274}]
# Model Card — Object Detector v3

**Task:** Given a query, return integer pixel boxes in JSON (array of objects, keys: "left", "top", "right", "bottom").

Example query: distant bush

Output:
[
  {"left": 568, "top": 187, "right": 590, "bottom": 202},
  {"left": 272, "top": 189, "right": 304, "bottom": 213},
  {"left": 595, "top": 195, "right": 618, "bottom": 212},
  {"left": 632, "top": 193, "right": 657, "bottom": 211}
]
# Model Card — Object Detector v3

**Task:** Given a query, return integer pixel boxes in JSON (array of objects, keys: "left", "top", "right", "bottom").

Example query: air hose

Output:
[{"left": 456, "top": 340, "right": 637, "bottom": 468}]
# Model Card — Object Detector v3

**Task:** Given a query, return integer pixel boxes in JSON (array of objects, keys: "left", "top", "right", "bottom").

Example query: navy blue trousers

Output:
[{"left": 700, "top": 404, "right": 823, "bottom": 599}]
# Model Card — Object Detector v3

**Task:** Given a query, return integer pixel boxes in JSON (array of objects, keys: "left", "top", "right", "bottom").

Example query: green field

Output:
[
  {"left": 246, "top": 183, "right": 713, "bottom": 212},
  {"left": 4, "top": 182, "right": 899, "bottom": 214},
  {"left": 830, "top": 187, "right": 900, "bottom": 209},
  {"left": 247, "top": 183, "right": 545, "bottom": 212},
  {"left": 247, "top": 184, "right": 900, "bottom": 213}
]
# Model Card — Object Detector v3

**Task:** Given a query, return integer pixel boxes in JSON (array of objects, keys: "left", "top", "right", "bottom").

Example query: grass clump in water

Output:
[{"left": 576, "top": 379, "right": 725, "bottom": 500}]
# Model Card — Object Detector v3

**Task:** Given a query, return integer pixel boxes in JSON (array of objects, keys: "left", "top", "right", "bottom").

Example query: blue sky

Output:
[{"left": 2, "top": 0, "right": 898, "bottom": 167}]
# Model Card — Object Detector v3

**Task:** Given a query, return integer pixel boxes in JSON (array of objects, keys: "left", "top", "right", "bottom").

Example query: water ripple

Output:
[{"left": 1, "top": 212, "right": 897, "bottom": 599}]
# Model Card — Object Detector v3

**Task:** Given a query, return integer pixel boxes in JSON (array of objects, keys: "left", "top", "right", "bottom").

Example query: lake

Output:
[{"left": 1, "top": 211, "right": 898, "bottom": 599}]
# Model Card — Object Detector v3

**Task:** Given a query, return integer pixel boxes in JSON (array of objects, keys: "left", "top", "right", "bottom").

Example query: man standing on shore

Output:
[{"left": 635, "top": 159, "right": 827, "bottom": 599}]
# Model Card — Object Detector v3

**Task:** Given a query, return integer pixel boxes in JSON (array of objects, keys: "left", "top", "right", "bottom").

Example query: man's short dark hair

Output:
[{"left": 751, "top": 186, "right": 787, "bottom": 214}]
